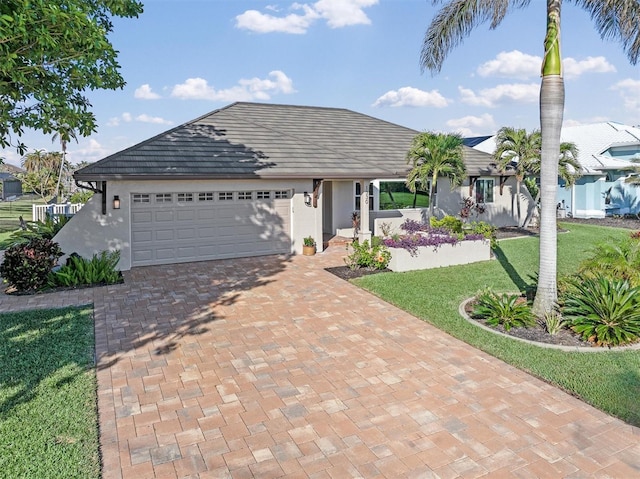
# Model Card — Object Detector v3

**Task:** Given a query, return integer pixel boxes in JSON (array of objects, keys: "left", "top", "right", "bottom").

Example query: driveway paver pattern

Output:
[{"left": 2, "top": 248, "right": 639, "bottom": 478}]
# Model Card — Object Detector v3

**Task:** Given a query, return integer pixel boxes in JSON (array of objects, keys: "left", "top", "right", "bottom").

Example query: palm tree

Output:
[
  {"left": 52, "top": 126, "right": 77, "bottom": 202},
  {"left": 421, "top": 0, "right": 639, "bottom": 316},
  {"left": 406, "top": 132, "right": 466, "bottom": 217},
  {"left": 494, "top": 127, "right": 541, "bottom": 226}
]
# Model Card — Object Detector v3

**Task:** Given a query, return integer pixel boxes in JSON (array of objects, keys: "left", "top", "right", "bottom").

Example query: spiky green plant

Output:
[
  {"left": 562, "top": 276, "right": 640, "bottom": 347},
  {"left": 472, "top": 289, "right": 535, "bottom": 331},
  {"left": 579, "top": 238, "right": 640, "bottom": 287}
]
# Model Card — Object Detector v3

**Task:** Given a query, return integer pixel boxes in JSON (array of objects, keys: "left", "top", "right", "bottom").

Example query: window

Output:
[
  {"left": 155, "top": 193, "right": 172, "bottom": 203},
  {"left": 355, "top": 182, "right": 374, "bottom": 211},
  {"left": 378, "top": 181, "right": 429, "bottom": 210},
  {"left": 238, "top": 191, "right": 253, "bottom": 200},
  {"left": 133, "top": 194, "right": 150, "bottom": 203},
  {"left": 475, "top": 179, "right": 494, "bottom": 203},
  {"left": 218, "top": 192, "right": 233, "bottom": 201},
  {"left": 198, "top": 192, "right": 214, "bottom": 201},
  {"left": 256, "top": 191, "right": 270, "bottom": 199},
  {"left": 274, "top": 190, "right": 289, "bottom": 199},
  {"left": 177, "top": 193, "right": 194, "bottom": 202}
]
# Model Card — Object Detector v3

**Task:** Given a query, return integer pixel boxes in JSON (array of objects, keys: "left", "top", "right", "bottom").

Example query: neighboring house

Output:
[
  {"left": 56, "top": 102, "right": 527, "bottom": 270},
  {"left": 472, "top": 122, "right": 640, "bottom": 218},
  {"left": 0, "top": 164, "right": 24, "bottom": 200}
]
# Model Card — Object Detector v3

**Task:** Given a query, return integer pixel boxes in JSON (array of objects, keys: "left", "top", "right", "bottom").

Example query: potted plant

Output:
[{"left": 302, "top": 236, "right": 316, "bottom": 256}]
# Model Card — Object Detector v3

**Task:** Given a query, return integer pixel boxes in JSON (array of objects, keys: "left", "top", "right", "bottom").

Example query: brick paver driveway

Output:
[{"left": 4, "top": 248, "right": 639, "bottom": 478}]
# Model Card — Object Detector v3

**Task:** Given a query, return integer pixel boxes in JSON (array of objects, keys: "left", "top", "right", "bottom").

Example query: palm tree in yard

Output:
[
  {"left": 406, "top": 132, "right": 466, "bottom": 218},
  {"left": 495, "top": 127, "right": 581, "bottom": 224},
  {"left": 421, "top": 0, "right": 639, "bottom": 316},
  {"left": 494, "top": 127, "right": 542, "bottom": 226}
]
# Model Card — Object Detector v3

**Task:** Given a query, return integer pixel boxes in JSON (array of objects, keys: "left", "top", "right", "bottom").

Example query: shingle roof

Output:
[{"left": 75, "top": 102, "right": 499, "bottom": 181}]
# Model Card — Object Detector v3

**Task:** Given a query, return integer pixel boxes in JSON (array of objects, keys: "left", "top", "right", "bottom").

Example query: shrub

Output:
[
  {"left": 578, "top": 237, "right": 640, "bottom": 287},
  {"left": 562, "top": 276, "right": 640, "bottom": 346},
  {"left": 11, "top": 215, "right": 69, "bottom": 244},
  {"left": 472, "top": 288, "right": 535, "bottom": 331},
  {"left": 631, "top": 231, "right": 640, "bottom": 241},
  {"left": 0, "top": 238, "right": 63, "bottom": 292},
  {"left": 540, "top": 310, "right": 566, "bottom": 335},
  {"left": 48, "top": 251, "right": 122, "bottom": 288},
  {"left": 383, "top": 231, "right": 458, "bottom": 256},
  {"left": 303, "top": 236, "right": 315, "bottom": 247},
  {"left": 430, "top": 215, "right": 463, "bottom": 234},
  {"left": 466, "top": 221, "right": 497, "bottom": 249},
  {"left": 344, "top": 239, "right": 390, "bottom": 271},
  {"left": 69, "top": 190, "right": 93, "bottom": 204}
]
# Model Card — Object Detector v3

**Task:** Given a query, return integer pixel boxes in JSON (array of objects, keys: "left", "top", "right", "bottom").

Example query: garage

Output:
[{"left": 130, "top": 189, "right": 292, "bottom": 267}]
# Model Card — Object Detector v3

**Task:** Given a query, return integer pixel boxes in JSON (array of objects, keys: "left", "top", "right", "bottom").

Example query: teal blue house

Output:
[{"left": 472, "top": 121, "right": 640, "bottom": 220}]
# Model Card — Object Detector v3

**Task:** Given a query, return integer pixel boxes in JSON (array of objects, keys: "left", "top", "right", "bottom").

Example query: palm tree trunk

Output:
[
  {"left": 516, "top": 179, "right": 522, "bottom": 226},
  {"left": 429, "top": 172, "right": 437, "bottom": 217},
  {"left": 532, "top": 0, "right": 563, "bottom": 317}
]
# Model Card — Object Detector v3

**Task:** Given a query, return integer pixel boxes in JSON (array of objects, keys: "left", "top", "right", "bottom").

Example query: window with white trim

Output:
[
  {"left": 256, "top": 191, "right": 270, "bottom": 199},
  {"left": 475, "top": 178, "right": 494, "bottom": 203},
  {"left": 155, "top": 193, "right": 172, "bottom": 203},
  {"left": 238, "top": 191, "right": 253, "bottom": 200},
  {"left": 218, "top": 192, "right": 233, "bottom": 201},
  {"left": 198, "top": 192, "right": 214, "bottom": 201},
  {"left": 177, "top": 193, "right": 194, "bottom": 202},
  {"left": 355, "top": 182, "right": 374, "bottom": 211},
  {"left": 133, "top": 194, "right": 150, "bottom": 203},
  {"left": 274, "top": 190, "right": 289, "bottom": 199}
]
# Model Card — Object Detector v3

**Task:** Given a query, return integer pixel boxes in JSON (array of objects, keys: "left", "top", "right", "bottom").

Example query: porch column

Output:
[{"left": 358, "top": 180, "right": 372, "bottom": 243}]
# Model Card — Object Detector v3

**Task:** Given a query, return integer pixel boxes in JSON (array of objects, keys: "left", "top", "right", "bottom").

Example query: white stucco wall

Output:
[
  {"left": 54, "top": 178, "right": 321, "bottom": 270},
  {"left": 436, "top": 177, "right": 534, "bottom": 227}
]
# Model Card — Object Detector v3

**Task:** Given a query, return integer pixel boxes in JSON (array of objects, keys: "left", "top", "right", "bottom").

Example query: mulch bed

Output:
[
  {"left": 463, "top": 300, "right": 593, "bottom": 348},
  {"left": 325, "top": 266, "right": 390, "bottom": 281}
]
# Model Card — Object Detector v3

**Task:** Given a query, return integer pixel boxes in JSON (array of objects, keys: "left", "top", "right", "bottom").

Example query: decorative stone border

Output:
[{"left": 459, "top": 296, "right": 640, "bottom": 352}]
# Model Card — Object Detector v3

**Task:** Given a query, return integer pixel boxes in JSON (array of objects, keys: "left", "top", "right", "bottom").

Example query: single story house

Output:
[
  {"left": 0, "top": 164, "right": 24, "bottom": 200},
  {"left": 472, "top": 121, "right": 640, "bottom": 219},
  {"left": 56, "top": 102, "right": 529, "bottom": 270}
]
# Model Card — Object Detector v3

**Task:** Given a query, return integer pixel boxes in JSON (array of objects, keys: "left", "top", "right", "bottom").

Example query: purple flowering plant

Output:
[{"left": 383, "top": 219, "right": 488, "bottom": 256}]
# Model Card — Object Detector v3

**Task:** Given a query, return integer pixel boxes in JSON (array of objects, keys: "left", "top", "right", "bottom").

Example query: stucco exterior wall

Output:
[
  {"left": 436, "top": 177, "right": 534, "bottom": 227},
  {"left": 54, "top": 178, "right": 319, "bottom": 270}
]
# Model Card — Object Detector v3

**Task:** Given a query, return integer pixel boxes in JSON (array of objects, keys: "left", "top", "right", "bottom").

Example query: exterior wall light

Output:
[
  {"left": 304, "top": 192, "right": 312, "bottom": 207},
  {"left": 113, "top": 195, "right": 121, "bottom": 210}
]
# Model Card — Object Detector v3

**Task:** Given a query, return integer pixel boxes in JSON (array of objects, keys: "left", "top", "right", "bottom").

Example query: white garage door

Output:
[{"left": 131, "top": 189, "right": 292, "bottom": 267}]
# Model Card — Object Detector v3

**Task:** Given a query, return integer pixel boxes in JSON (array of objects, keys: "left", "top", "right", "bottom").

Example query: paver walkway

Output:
[{"left": 2, "top": 248, "right": 639, "bottom": 478}]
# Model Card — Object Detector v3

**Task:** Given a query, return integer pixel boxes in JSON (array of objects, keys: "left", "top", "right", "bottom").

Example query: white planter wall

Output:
[{"left": 387, "top": 239, "right": 491, "bottom": 272}]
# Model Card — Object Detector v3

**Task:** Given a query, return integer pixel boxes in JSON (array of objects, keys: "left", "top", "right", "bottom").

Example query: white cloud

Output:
[
  {"left": 134, "top": 84, "right": 161, "bottom": 100},
  {"left": 459, "top": 83, "right": 539, "bottom": 107},
  {"left": 610, "top": 78, "right": 640, "bottom": 113},
  {"left": 372, "top": 87, "right": 449, "bottom": 108},
  {"left": 446, "top": 114, "right": 496, "bottom": 137},
  {"left": 477, "top": 51, "right": 616, "bottom": 80},
  {"left": 66, "top": 139, "right": 109, "bottom": 165},
  {"left": 563, "top": 56, "right": 616, "bottom": 79},
  {"left": 235, "top": 0, "right": 377, "bottom": 34},
  {"left": 0, "top": 149, "right": 23, "bottom": 167},
  {"left": 477, "top": 51, "right": 540, "bottom": 80},
  {"left": 107, "top": 112, "right": 172, "bottom": 126},
  {"left": 171, "top": 71, "right": 295, "bottom": 102}
]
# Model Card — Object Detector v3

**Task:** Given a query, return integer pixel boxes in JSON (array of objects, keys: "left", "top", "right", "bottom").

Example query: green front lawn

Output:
[
  {"left": 380, "top": 191, "right": 429, "bottom": 210},
  {"left": 354, "top": 223, "right": 640, "bottom": 426},
  {"left": 0, "top": 195, "right": 46, "bottom": 233},
  {"left": 0, "top": 306, "right": 99, "bottom": 478}
]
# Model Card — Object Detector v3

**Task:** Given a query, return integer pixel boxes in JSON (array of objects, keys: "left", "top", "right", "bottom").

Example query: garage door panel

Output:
[
  {"left": 155, "top": 210, "right": 174, "bottom": 222},
  {"left": 131, "top": 192, "right": 291, "bottom": 267},
  {"left": 132, "top": 211, "right": 153, "bottom": 223},
  {"left": 176, "top": 209, "right": 196, "bottom": 221},
  {"left": 177, "top": 228, "right": 197, "bottom": 240},
  {"left": 155, "top": 229, "right": 174, "bottom": 241}
]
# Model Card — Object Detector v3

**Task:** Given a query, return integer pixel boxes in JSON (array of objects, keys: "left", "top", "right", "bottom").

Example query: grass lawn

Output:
[
  {"left": 0, "top": 306, "right": 99, "bottom": 478},
  {"left": 380, "top": 191, "right": 429, "bottom": 210},
  {"left": 354, "top": 222, "right": 640, "bottom": 426},
  {"left": 0, "top": 195, "right": 46, "bottom": 232}
]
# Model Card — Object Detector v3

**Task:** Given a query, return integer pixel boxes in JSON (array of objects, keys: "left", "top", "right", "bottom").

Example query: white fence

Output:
[{"left": 32, "top": 203, "right": 84, "bottom": 222}]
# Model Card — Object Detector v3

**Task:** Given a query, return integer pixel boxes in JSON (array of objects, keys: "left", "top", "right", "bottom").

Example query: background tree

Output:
[
  {"left": 421, "top": 0, "right": 639, "bottom": 316},
  {"left": 406, "top": 132, "right": 466, "bottom": 217},
  {"left": 0, "top": 0, "right": 143, "bottom": 155},
  {"left": 494, "top": 127, "right": 542, "bottom": 226},
  {"left": 52, "top": 126, "right": 78, "bottom": 202},
  {"left": 18, "top": 150, "right": 65, "bottom": 199}
]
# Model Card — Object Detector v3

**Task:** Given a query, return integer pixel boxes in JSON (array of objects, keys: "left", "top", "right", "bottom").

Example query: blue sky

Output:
[{"left": 2, "top": 0, "right": 639, "bottom": 167}]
